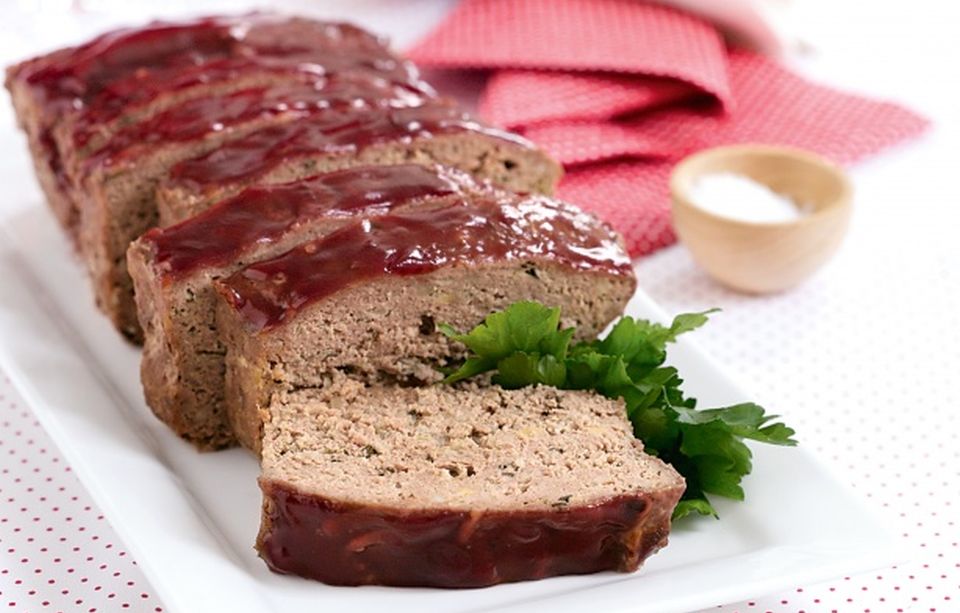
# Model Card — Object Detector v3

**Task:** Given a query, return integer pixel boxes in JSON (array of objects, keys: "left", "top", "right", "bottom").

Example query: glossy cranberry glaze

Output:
[
  {"left": 144, "top": 164, "right": 462, "bottom": 279},
  {"left": 217, "top": 195, "right": 634, "bottom": 331},
  {"left": 257, "top": 482, "right": 676, "bottom": 587},
  {"left": 167, "top": 101, "right": 525, "bottom": 190}
]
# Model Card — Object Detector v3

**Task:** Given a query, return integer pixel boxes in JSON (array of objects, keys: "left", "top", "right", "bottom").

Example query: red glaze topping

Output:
[
  {"left": 217, "top": 195, "right": 634, "bottom": 332},
  {"left": 18, "top": 17, "right": 241, "bottom": 113},
  {"left": 168, "top": 102, "right": 528, "bottom": 190},
  {"left": 85, "top": 75, "right": 430, "bottom": 171},
  {"left": 12, "top": 16, "right": 424, "bottom": 197},
  {"left": 15, "top": 15, "right": 399, "bottom": 115},
  {"left": 144, "top": 164, "right": 463, "bottom": 279},
  {"left": 69, "top": 53, "right": 423, "bottom": 152},
  {"left": 258, "top": 482, "right": 677, "bottom": 587},
  {"left": 15, "top": 16, "right": 247, "bottom": 192}
]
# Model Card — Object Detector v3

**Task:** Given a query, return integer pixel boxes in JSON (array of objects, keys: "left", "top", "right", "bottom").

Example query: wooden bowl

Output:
[{"left": 670, "top": 145, "right": 853, "bottom": 294}]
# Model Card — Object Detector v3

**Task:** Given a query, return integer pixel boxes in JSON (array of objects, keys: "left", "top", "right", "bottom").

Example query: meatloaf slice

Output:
[
  {"left": 76, "top": 75, "right": 431, "bottom": 341},
  {"left": 214, "top": 195, "right": 636, "bottom": 451},
  {"left": 55, "top": 23, "right": 423, "bottom": 161},
  {"left": 5, "top": 14, "right": 416, "bottom": 240},
  {"left": 257, "top": 379, "right": 685, "bottom": 587},
  {"left": 128, "top": 164, "right": 474, "bottom": 450},
  {"left": 156, "top": 101, "right": 561, "bottom": 225},
  {"left": 57, "top": 56, "right": 423, "bottom": 170}
]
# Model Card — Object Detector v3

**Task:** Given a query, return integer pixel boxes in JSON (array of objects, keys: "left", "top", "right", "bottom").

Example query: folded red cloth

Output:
[
  {"left": 558, "top": 161, "right": 677, "bottom": 257},
  {"left": 551, "top": 51, "right": 928, "bottom": 255},
  {"left": 480, "top": 70, "right": 695, "bottom": 128},
  {"left": 528, "top": 50, "right": 929, "bottom": 168},
  {"left": 409, "top": 0, "right": 732, "bottom": 108},
  {"left": 411, "top": 0, "right": 929, "bottom": 257},
  {"left": 519, "top": 120, "right": 674, "bottom": 166}
]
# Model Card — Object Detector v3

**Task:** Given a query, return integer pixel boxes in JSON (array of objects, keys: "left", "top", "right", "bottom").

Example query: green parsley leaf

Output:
[
  {"left": 440, "top": 301, "right": 573, "bottom": 384},
  {"left": 440, "top": 301, "right": 797, "bottom": 520},
  {"left": 494, "top": 353, "right": 567, "bottom": 389},
  {"left": 673, "top": 498, "right": 718, "bottom": 520}
]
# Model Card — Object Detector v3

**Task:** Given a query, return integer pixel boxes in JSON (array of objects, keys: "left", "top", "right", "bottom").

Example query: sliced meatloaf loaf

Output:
[
  {"left": 75, "top": 75, "right": 432, "bottom": 341},
  {"left": 257, "top": 379, "right": 685, "bottom": 587},
  {"left": 214, "top": 194, "right": 637, "bottom": 451},
  {"left": 128, "top": 164, "right": 475, "bottom": 449},
  {"left": 156, "top": 101, "right": 561, "bottom": 225},
  {"left": 54, "top": 58, "right": 422, "bottom": 183},
  {"left": 5, "top": 14, "right": 417, "bottom": 240}
]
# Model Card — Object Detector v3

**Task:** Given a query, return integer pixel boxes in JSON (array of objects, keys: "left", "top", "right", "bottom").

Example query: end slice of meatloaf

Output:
[
  {"left": 56, "top": 56, "right": 423, "bottom": 171},
  {"left": 156, "top": 101, "right": 561, "bottom": 225},
  {"left": 55, "top": 21, "right": 425, "bottom": 161},
  {"left": 4, "top": 14, "right": 416, "bottom": 241},
  {"left": 257, "top": 379, "right": 685, "bottom": 587},
  {"left": 128, "top": 164, "right": 476, "bottom": 450},
  {"left": 76, "top": 75, "right": 432, "bottom": 341},
  {"left": 214, "top": 195, "right": 637, "bottom": 451}
]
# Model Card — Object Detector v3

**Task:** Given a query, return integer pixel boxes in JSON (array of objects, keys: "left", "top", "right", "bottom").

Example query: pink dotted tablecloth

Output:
[{"left": 0, "top": 372, "right": 164, "bottom": 612}]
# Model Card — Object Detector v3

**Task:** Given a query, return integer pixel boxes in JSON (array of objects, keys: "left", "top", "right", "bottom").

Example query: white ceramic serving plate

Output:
[{"left": 0, "top": 193, "right": 902, "bottom": 612}]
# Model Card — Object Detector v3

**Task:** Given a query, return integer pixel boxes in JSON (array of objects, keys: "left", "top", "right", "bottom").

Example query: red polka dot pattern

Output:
[
  {"left": 556, "top": 161, "right": 676, "bottom": 257},
  {"left": 520, "top": 121, "right": 674, "bottom": 166},
  {"left": 531, "top": 51, "right": 930, "bottom": 168},
  {"left": 479, "top": 70, "right": 694, "bottom": 129},
  {"left": 0, "top": 374, "right": 164, "bottom": 612},
  {"left": 408, "top": 0, "right": 732, "bottom": 107}
]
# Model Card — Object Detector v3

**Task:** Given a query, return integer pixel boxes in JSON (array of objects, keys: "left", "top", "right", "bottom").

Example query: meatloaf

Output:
[
  {"left": 5, "top": 14, "right": 418, "bottom": 241},
  {"left": 53, "top": 25, "right": 423, "bottom": 161},
  {"left": 156, "top": 101, "right": 561, "bottom": 225},
  {"left": 257, "top": 378, "right": 685, "bottom": 587},
  {"left": 75, "top": 75, "right": 432, "bottom": 341},
  {"left": 6, "top": 15, "right": 563, "bottom": 344},
  {"left": 214, "top": 194, "right": 637, "bottom": 451},
  {"left": 127, "top": 164, "right": 475, "bottom": 449}
]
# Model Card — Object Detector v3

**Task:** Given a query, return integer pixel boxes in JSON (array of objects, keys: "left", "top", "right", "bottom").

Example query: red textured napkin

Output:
[
  {"left": 409, "top": 0, "right": 732, "bottom": 109},
  {"left": 530, "top": 50, "right": 929, "bottom": 167},
  {"left": 480, "top": 70, "right": 695, "bottom": 129},
  {"left": 518, "top": 120, "right": 675, "bottom": 166},
  {"left": 411, "top": 0, "right": 929, "bottom": 257}
]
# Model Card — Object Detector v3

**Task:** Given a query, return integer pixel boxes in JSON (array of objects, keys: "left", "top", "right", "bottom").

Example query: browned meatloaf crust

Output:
[
  {"left": 4, "top": 14, "right": 417, "bottom": 242},
  {"left": 257, "top": 381, "right": 685, "bottom": 587},
  {"left": 214, "top": 192, "right": 637, "bottom": 451},
  {"left": 155, "top": 100, "right": 561, "bottom": 225},
  {"left": 127, "top": 164, "right": 478, "bottom": 449},
  {"left": 75, "top": 75, "right": 432, "bottom": 341}
]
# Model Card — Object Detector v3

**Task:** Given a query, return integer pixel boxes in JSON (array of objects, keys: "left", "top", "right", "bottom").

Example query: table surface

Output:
[{"left": 1, "top": 1, "right": 958, "bottom": 612}]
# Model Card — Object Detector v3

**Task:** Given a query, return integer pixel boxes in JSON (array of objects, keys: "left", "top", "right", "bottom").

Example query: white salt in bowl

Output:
[{"left": 670, "top": 144, "right": 853, "bottom": 293}]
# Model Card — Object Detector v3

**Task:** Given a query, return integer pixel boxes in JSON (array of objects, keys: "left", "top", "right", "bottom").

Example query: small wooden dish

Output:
[{"left": 670, "top": 144, "right": 853, "bottom": 294}]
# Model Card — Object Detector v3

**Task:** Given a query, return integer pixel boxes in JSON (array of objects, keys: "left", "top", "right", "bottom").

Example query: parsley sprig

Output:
[{"left": 440, "top": 301, "right": 797, "bottom": 519}]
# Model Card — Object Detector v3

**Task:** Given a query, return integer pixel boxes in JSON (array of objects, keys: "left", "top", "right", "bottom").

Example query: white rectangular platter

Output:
[{"left": 0, "top": 196, "right": 900, "bottom": 613}]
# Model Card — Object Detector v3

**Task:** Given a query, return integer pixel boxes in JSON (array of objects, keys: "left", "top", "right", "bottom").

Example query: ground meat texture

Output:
[
  {"left": 257, "top": 382, "right": 685, "bottom": 587},
  {"left": 214, "top": 193, "right": 636, "bottom": 452},
  {"left": 7, "top": 15, "right": 560, "bottom": 343},
  {"left": 127, "top": 164, "right": 475, "bottom": 450},
  {"left": 5, "top": 14, "right": 672, "bottom": 591},
  {"left": 74, "top": 75, "right": 434, "bottom": 341},
  {"left": 130, "top": 164, "right": 630, "bottom": 450},
  {"left": 5, "top": 15, "right": 419, "bottom": 244},
  {"left": 155, "top": 100, "right": 561, "bottom": 225}
]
